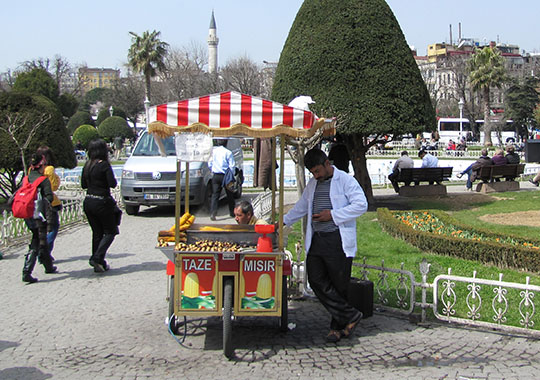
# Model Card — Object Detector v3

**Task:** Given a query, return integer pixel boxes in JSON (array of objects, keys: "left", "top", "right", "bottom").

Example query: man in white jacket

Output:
[{"left": 283, "top": 148, "right": 367, "bottom": 342}]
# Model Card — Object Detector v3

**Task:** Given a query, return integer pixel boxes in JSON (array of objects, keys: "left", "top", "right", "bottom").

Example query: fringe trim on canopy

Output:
[{"left": 148, "top": 119, "right": 335, "bottom": 139}]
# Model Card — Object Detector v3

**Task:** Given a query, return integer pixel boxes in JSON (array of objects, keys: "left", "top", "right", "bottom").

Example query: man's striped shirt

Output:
[{"left": 312, "top": 178, "right": 338, "bottom": 232}]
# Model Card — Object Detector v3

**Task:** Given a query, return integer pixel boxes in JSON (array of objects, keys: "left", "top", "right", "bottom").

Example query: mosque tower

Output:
[{"left": 207, "top": 10, "right": 219, "bottom": 74}]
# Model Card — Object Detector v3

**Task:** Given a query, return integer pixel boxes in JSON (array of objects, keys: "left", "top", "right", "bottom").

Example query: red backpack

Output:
[{"left": 11, "top": 176, "right": 47, "bottom": 219}]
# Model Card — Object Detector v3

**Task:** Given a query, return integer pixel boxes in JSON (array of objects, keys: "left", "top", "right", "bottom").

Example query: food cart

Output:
[{"left": 149, "top": 91, "right": 334, "bottom": 358}]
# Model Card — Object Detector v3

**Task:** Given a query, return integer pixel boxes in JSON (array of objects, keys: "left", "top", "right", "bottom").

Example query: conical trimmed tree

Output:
[{"left": 272, "top": 0, "right": 435, "bottom": 203}]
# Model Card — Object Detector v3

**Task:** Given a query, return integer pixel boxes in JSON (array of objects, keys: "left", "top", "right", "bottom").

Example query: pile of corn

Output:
[{"left": 157, "top": 212, "right": 195, "bottom": 246}]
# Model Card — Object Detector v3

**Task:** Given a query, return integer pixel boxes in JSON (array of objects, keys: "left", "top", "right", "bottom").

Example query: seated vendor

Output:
[{"left": 233, "top": 200, "right": 268, "bottom": 225}]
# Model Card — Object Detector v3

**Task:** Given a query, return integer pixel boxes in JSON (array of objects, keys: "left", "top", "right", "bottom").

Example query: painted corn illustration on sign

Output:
[
  {"left": 180, "top": 254, "right": 217, "bottom": 310},
  {"left": 240, "top": 255, "right": 278, "bottom": 310}
]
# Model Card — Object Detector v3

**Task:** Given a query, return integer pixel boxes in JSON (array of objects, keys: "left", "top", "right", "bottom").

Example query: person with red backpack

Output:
[{"left": 21, "top": 153, "right": 57, "bottom": 283}]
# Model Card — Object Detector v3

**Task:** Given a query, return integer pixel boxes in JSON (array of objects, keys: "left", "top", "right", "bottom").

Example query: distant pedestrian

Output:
[
  {"left": 36, "top": 146, "right": 61, "bottom": 262},
  {"left": 208, "top": 139, "right": 235, "bottom": 221},
  {"left": 22, "top": 153, "right": 57, "bottom": 283},
  {"left": 113, "top": 136, "right": 124, "bottom": 160},
  {"left": 328, "top": 135, "right": 350, "bottom": 173},
  {"left": 81, "top": 139, "right": 119, "bottom": 273}
]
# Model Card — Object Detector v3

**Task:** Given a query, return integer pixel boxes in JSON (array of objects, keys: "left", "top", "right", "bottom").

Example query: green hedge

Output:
[{"left": 377, "top": 208, "right": 540, "bottom": 273}]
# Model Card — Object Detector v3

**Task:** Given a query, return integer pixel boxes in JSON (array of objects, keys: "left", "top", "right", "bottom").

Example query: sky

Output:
[{"left": 1, "top": 0, "right": 539, "bottom": 74}]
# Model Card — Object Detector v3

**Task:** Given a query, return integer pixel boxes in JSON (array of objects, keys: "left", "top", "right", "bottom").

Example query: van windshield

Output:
[{"left": 132, "top": 132, "right": 176, "bottom": 156}]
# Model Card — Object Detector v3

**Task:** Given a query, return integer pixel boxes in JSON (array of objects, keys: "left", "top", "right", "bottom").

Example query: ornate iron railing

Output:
[
  {"left": 433, "top": 269, "right": 540, "bottom": 337},
  {"left": 350, "top": 258, "right": 540, "bottom": 337}
]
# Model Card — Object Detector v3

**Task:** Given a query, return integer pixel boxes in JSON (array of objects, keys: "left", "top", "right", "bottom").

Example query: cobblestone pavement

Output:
[{"left": 2, "top": 191, "right": 540, "bottom": 380}]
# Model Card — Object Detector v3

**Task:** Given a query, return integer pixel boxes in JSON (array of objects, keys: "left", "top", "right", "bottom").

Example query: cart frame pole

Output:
[
  {"left": 185, "top": 161, "right": 190, "bottom": 214},
  {"left": 278, "top": 134, "right": 285, "bottom": 251},
  {"left": 271, "top": 137, "right": 276, "bottom": 223},
  {"left": 175, "top": 159, "right": 181, "bottom": 244}
]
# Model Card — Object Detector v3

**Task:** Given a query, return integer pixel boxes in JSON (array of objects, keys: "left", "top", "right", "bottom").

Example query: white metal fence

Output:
[
  {"left": 1, "top": 185, "right": 122, "bottom": 247},
  {"left": 354, "top": 258, "right": 540, "bottom": 337}
]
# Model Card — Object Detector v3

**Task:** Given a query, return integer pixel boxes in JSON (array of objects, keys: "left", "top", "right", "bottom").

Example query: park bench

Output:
[
  {"left": 475, "top": 164, "right": 525, "bottom": 193},
  {"left": 396, "top": 167, "right": 453, "bottom": 197}
]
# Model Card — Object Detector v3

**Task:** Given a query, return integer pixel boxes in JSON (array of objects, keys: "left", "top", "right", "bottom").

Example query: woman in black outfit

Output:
[
  {"left": 22, "top": 153, "right": 57, "bottom": 283},
  {"left": 81, "top": 139, "right": 118, "bottom": 273}
]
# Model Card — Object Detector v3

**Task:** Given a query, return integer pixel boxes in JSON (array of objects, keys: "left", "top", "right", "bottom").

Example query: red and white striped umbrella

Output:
[{"left": 150, "top": 91, "right": 316, "bottom": 130}]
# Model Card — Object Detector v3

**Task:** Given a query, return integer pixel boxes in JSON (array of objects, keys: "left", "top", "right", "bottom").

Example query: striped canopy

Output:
[{"left": 148, "top": 91, "right": 333, "bottom": 138}]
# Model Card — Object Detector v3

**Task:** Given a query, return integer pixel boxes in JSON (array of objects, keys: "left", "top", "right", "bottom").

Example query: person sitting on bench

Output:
[
  {"left": 416, "top": 149, "right": 439, "bottom": 185},
  {"left": 456, "top": 148, "right": 492, "bottom": 191},
  {"left": 388, "top": 151, "right": 414, "bottom": 193}
]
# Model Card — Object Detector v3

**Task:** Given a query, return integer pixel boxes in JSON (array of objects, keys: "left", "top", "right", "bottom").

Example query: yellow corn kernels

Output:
[
  {"left": 256, "top": 273, "right": 272, "bottom": 299},
  {"left": 183, "top": 272, "right": 200, "bottom": 298},
  {"left": 179, "top": 212, "right": 191, "bottom": 226}
]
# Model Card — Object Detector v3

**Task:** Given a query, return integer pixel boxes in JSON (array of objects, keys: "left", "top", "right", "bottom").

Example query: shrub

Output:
[
  {"left": 377, "top": 207, "right": 540, "bottom": 273},
  {"left": 67, "top": 111, "right": 95, "bottom": 135},
  {"left": 97, "top": 116, "right": 131, "bottom": 142},
  {"left": 96, "top": 107, "right": 127, "bottom": 126},
  {"left": 73, "top": 124, "right": 99, "bottom": 149}
]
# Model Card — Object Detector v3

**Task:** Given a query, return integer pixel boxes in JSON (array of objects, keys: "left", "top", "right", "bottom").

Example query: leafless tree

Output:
[
  {"left": 20, "top": 55, "right": 83, "bottom": 96},
  {"left": 109, "top": 72, "right": 146, "bottom": 128},
  {"left": 220, "top": 55, "right": 263, "bottom": 96},
  {"left": 0, "top": 111, "right": 52, "bottom": 199},
  {"left": 155, "top": 42, "right": 209, "bottom": 102}
]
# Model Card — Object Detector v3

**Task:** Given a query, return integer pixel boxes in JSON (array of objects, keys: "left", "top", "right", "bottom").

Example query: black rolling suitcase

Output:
[{"left": 347, "top": 277, "right": 374, "bottom": 318}]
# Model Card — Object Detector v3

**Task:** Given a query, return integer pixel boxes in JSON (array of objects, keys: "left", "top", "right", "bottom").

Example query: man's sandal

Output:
[
  {"left": 342, "top": 312, "right": 363, "bottom": 338},
  {"left": 325, "top": 329, "right": 342, "bottom": 343}
]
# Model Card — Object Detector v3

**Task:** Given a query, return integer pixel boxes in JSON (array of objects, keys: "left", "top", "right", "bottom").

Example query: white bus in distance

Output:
[{"left": 424, "top": 118, "right": 516, "bottom": 145}]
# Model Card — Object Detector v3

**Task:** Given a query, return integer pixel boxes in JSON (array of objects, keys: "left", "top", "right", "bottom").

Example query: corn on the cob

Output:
[
  {"left": 183, "top": 272, "right": 200, "bottom": 298},
  {"left": 179, "top": 212, "right": 191, "bottom": 226},
  {"left": 169, "top": 212, "right": 195, "bottom": 232},
  {"left": 256, "top": 273, "right": 272, "bottom": 299}
]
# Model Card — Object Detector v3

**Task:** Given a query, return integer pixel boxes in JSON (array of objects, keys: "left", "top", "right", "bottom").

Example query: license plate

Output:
[
  {"left": 144, "top": 194, "right": 169, "bottom": 200},
  {"left": 222, "top": 253, "right": 235, "bottom": 260}
]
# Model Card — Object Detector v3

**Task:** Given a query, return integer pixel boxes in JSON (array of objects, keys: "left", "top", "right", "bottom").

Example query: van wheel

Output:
[{"left": 125, "top": 205, "right": 139, "bottom": 215}]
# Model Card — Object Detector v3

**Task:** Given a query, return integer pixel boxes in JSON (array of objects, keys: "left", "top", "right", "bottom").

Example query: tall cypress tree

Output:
[{"left": 272, "top": 0, "right": 435, "bottom": 202}]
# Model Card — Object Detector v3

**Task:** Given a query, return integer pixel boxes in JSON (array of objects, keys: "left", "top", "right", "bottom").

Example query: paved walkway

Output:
[{"left": 1, "top": 184, "right": 540, "bottom": 379}]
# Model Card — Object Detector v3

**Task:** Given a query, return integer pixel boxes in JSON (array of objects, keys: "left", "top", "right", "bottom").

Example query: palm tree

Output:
[
  {"left": 468, "top": 46, "right": 507, "bottom": 145},
  {"left": 127, "top": 30, "right": 169, "bottom": 102}
]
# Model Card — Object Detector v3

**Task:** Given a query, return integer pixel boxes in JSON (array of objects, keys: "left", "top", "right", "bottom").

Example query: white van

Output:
[{"left": 120, "top": 130, "right": 243, "bottom": 215}]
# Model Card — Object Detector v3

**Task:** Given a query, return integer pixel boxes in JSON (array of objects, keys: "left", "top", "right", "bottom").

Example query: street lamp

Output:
[
  {"left": 458, "top": 98, "right": 464, "bottom": 135},
  {"left": 144, "top": 97, "right": 150, "bottom": 127},
  {"left": 109, "top": 105, "right": 114, "bottom": 117}
]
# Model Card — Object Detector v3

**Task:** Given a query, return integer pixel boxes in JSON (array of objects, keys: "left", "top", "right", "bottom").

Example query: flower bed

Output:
[
  {"left": 377, "top": 208, "right": 540, "bottom": 273},
  {"left": 395, "top": 211, "right": 540, "bottom": 250}
]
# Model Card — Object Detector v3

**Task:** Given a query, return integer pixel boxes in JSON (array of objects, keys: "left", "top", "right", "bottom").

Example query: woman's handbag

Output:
[{"left": 114, "top": 204, "right": 123, "bottom": 226}]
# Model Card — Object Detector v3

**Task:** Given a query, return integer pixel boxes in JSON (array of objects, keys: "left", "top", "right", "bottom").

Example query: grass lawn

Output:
[{"left": 285, "top": 189, "right": 540, "bottom": 327}]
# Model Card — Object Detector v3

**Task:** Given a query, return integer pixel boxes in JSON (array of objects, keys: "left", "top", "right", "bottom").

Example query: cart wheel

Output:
[
  {"left": 168, "top": 276, "right": 179, "bottom": 335},
  {"left": 279, "top": 276, "right": 288, "bottom": 332},
  {"left": 223, "top": 277, "right": 234, "bottom": 358}
]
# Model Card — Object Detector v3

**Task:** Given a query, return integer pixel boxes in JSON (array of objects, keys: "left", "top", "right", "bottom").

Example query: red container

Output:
[{"left": 255, "top": 224, "right": 275, "bottom": 252}]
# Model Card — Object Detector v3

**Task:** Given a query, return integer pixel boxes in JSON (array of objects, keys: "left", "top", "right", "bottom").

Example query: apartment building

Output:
[{"left": 78, "top": 67, "right": 120, "bottom": 94}]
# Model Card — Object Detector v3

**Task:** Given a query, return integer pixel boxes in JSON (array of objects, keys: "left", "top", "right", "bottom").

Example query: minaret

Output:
[{"left": 207, "top": 10, "right": 219, "bottom": 74}]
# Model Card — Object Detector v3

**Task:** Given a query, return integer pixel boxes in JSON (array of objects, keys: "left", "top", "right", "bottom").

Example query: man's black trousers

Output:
[{"left": 306, "top": 230, "right": 359, "bottom": 330}]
